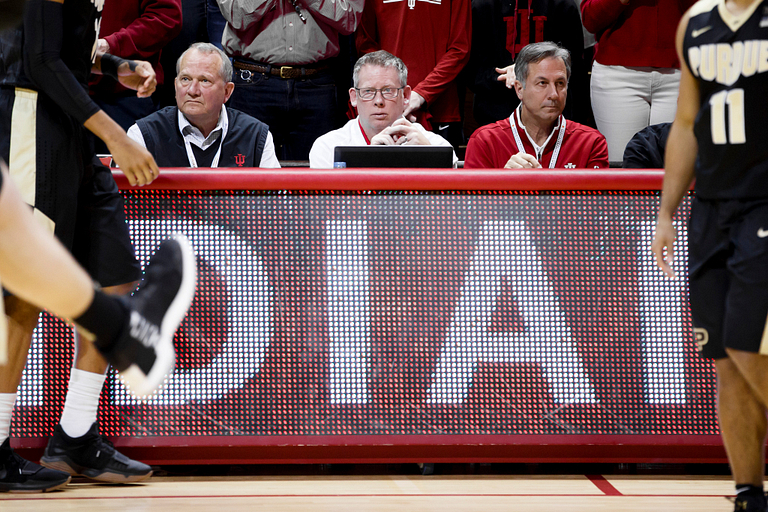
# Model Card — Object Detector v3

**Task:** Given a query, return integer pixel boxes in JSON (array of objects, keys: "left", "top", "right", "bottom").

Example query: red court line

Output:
[{"left": 587, "top": 475, "right": 623, "bottom": 496}]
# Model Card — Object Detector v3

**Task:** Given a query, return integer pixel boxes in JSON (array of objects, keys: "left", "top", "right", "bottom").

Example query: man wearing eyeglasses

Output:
[{"left": 309, "top": 51, "right": 457, "bottom": 169}]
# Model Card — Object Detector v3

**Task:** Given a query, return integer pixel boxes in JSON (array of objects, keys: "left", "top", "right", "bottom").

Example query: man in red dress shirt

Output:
[{"left": 465, "top": 42, "right": 608, "bottom": 169}]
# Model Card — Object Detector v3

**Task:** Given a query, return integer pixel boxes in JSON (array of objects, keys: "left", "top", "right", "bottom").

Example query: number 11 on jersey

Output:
[{"left": 709, "top": 88, "right": 746, "bottom": 145}]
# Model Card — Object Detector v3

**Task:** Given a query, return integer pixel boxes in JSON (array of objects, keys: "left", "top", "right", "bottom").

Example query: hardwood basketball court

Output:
[{"left": 0, "top": 472, "right": 738, "bottom": 511}]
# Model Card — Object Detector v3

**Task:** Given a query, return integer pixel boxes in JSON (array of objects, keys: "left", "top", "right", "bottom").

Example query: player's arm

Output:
[
  {"left": 83, "top": 112, "right": 158, "bottom": 186},
  {"left": 651, "top": 11, "right": 699, "bottom": 278},
  {"left": 23, "top": 0, "right": 158, "bottom": 185}
]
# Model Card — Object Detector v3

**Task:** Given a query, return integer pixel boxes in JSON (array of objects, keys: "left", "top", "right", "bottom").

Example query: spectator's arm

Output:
[
  {"left": 102, "top": 0, "right": 183, "bottom": 59},
  {"left": 587, "top": 133, "right": 609, "bottom": 168},
  {"left": 302, "top": 0, "right": 364, "bottom": 35},
  {"left": 216, "top": 0, "right": 279, "bottom": 30},
  {"left": 354, "top": 3, "right": 381, "bottom": 54},
  {"left": 308, "top": 137, "right": 335, "bottom": 169},
  {"left": 580, "top": 0, "right": 628, "bottom": 35},
  {"left": 411, "top": 0, "right": 472, "bottom": 107}
]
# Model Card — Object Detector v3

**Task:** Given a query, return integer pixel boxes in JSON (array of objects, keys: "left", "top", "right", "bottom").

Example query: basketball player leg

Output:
[
  {"left": 719, "top": 351, "right": 768, "bottom": 512},
  {"left": 0, "top": 164, "right": 196, "bottom": 491},
  {"left": 716, "top": 356, "right": 767, "bottom": 486},
  {"left": 42, "top": 282, "right": 154, "bottom": 484},
  {"left": 0, "top": 164, "right": 97, "bottom": 492},
  {"left": 687, "top": 207, "right": 768, "bottom": 511},
  {"left": 42, "top": 158, "right": 153, "bottom": 483},
  {"left": 714, "top": 201, "right": 768, "bottom": 511}
]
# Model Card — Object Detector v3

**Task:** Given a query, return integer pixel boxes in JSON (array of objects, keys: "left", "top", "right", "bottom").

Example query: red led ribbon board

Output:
[{"left": 11, "top": 171, "right": 724, "bottom": 464}]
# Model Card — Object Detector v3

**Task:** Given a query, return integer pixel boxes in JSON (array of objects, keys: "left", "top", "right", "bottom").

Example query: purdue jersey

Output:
[
  {"left": 683, "top": 0, "right": 768, "bottom": 199},
  {"left": 0, "top": 0, "right": 102, "bottom": 90}
]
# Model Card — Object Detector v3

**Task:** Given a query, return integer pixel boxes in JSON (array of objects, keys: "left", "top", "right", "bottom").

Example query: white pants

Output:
[{"left": 590, "top": 61, "right": 681, "bottom": 162}]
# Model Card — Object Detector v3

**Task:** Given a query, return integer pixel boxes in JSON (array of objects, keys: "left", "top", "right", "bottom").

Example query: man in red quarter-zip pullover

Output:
[{"left": 464, "top": 42, "right": 607, "bottom": 169}]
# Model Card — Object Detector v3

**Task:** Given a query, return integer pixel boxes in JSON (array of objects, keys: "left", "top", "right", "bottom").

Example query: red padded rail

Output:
[{"left": 113, "top": 169, "right": 667, "bottom": 191}]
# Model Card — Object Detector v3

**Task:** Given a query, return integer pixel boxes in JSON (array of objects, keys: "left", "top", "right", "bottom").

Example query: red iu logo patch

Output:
[{"left": 234, "top": 154, "right": 246, "bottom": 167}]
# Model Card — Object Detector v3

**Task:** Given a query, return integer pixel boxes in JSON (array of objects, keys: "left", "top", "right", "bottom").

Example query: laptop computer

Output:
[{"left": 333, "top": 145, "right": 454, "bottom": 168}]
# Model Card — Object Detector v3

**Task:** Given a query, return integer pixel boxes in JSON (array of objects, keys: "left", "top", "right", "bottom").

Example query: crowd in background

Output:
[{"left": 97, "top": 0, "right": 690, "bottom": 167}]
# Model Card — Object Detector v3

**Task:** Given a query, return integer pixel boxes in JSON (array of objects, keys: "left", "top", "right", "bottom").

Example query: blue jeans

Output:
[
  {"left": 228, "top": 68, "right": 337, "bottom": 161},
  {"left": 206, "top": 0, "right": 227, "bottom": 49}
]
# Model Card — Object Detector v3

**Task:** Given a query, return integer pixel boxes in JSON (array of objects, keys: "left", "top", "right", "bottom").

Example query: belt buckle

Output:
[
  {"left": 239, "top": 68, "right": 253, "bottom": 82},
  {"left": 279, "top": 66, "right": 293, "bottom": 79}
]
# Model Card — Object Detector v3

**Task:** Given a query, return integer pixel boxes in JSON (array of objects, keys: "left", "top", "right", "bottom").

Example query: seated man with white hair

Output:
[
  {"left": 128, "top": 42, "right": 279, "bottom": 168},
  {"left": 309, "top": 51, "right": 457, "bottom": 169}
]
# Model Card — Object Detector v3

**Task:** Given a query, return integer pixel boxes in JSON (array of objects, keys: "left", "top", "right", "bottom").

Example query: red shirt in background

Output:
[
  {"left": 355, "top": 0, "right": 471, "bottom": 127},
  {"left": 90, "top": 0, "right": 182, "bottom": 95},
  {"left": 580, "top": 0, "right": 696, "bottom": 68}
]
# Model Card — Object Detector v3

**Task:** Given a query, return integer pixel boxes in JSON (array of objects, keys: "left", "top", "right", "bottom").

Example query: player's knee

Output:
[{"left": 3, "top": 295, "right": 42, "bottom": 331}]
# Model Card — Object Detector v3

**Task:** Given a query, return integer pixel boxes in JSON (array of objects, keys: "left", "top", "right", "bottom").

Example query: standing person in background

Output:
[
  {"left": 216, "top": 0, "right": 364, "bottom": 161},
  {"left": 157, "top": 0, "right": 209, "bottom": 109},
  {"left": 465, "top": 0, "right": 585, "bottom": 128},
  {"left": 581, "top": 0, "right": 696, "bottom": 162},
  {"left": 355, "top": 0, "right": 471, "bottom": 148},
  {"left": 90, "top": 0, "right": 182, "bottom": 154},
  {"left": 207, "top": 0, "right": 227, "bottom": 49},
  {"left": 653, "top": 1, "right": 768, "bottom": 510}
]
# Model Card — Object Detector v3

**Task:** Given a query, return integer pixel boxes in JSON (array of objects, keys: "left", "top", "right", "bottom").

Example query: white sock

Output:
[
  {"left": 0, "top": 393, "right": 17, "bottom": 445},
  {"left": 59, "top": 369, "right": 106, "bottom": 438}
]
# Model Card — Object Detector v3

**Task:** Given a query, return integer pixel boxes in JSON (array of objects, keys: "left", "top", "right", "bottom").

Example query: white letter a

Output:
[{"left": 427, "top": 221, "right": 597, "bottom": 405}]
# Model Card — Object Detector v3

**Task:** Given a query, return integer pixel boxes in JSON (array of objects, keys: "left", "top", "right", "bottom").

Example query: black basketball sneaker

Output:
[
  {"left": 40, "top": 423, "right": 152, "bottom": 483},
  {"left": 0, "top": 438, "right": 70, "bottom": 492},
  {"left": 99, "top": 234, "right": 196, "bottom": 397}
]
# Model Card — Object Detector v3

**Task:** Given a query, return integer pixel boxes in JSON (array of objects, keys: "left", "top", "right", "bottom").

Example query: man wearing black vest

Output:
[{"left": 128, "top": 43, "right": 280, "bottom": 168}]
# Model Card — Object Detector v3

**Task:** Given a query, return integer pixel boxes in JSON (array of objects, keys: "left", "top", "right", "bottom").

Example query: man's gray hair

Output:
[
  {"left": 514, "top": 42, "right": 571, "bottom": 88},
  {"left": 176, "top": 42, "right": 233, "bottom": 83},
  {"left": 353, "top": 50, "right": 408, "bottom": 88}
]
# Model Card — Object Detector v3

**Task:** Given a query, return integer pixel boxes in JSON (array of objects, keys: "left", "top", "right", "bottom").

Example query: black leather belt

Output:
[{"left": 234, "top": 59, "right": 331, "bottom": 80}]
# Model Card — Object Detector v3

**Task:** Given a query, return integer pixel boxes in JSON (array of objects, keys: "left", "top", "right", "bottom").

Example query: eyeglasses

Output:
[{"left": 355, "top": 87, "right": 404, "bottom": 101}]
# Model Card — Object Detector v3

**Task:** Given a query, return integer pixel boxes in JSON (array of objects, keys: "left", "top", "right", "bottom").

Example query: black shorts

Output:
[
  {"left": 688, "top": 197, "right": 768, "bottom": 359},
  {"left": 0, "top": 87, "right": 140, "bottom": 287}
]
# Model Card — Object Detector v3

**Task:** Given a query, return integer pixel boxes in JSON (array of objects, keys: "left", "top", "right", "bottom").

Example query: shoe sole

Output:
[
  {"left": 40, "top": 457, "right": 152, "bottom": 483},
  {"left": 0, "top": 475, "right": 71, "bottom": 493},
  {"left": 122, "top": 234, "right": 197, "bottom": 397}
]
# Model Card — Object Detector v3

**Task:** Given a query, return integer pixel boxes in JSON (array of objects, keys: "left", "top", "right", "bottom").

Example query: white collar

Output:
[
  {"left": 515, "top": 106, "right": 561, "bottom": 158},
  {"left": 510, "top": 105, "right": 566, "bottom": 168},
  {"left": 177, "top": 105, "right": 229, "bottom": 167}
]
